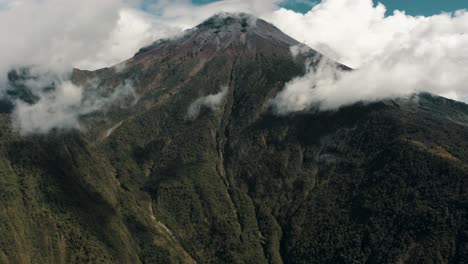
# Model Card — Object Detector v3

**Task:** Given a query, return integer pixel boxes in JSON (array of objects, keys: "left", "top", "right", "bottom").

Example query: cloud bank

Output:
[
  {"left": 0, "top": 0, "right": 181, "bottom": 74},
  {"left": 267, "top": 0, "right": 468, "bottom": 112}
]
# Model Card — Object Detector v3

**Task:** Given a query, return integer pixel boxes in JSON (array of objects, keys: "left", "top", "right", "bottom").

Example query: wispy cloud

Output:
[
  {"left": 187, "top": 85, "right": 229, "bottom": 120},
  {"left": 5, "top": 66, "right": 138, "bottom": 135}
]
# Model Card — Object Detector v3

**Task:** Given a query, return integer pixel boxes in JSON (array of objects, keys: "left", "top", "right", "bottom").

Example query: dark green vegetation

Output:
[{"left": 1, "top": 14, "right": 467, "bottom": 263}]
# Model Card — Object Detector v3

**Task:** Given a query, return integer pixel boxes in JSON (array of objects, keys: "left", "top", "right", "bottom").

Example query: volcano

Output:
[{"left": 0, "top": 13, "right": 467, "bottom": 264}]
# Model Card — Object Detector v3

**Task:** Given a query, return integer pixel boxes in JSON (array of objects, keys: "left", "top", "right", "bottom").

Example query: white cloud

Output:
[
  {"left": 10, "top": 70, "right": 138, "bottom": 135},
  {"left": 267, "top": 0, "right": 468, "bottom": 112},
  {"left": 13, "top": 80, "right": 83, "bottom": 134},
  {"left": 75, "top": 8, "right": 183, "bottom": 70},
  {"left": 290, "top": 43, "right": 313, "bottom": 58},
  {"left": 0, "top": 0, "right": 180, "bottom": 134},
  {"left": 0, "top": 0, "right": 120, "bottom": 75},
  {"left": 187, "top": 85, "right": 229, "bottom": 120},
  {"left": 0, "top": 0, "right": 188, "bottom": 74}
]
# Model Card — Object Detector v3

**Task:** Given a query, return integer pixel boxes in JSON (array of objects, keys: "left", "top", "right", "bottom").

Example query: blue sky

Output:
[
  {"left": 183, "top": 0, "right": 468, "bottom": 16},
  {"left": 373, "top": 0, "right": 468, "bottom": 16}
]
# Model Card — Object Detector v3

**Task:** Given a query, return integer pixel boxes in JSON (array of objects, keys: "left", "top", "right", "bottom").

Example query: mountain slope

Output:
[{"left": 0, "top": 13, "right": 467, "bottom": 263}]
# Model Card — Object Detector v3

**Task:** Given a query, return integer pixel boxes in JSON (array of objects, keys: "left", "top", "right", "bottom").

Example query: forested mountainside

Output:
[{"left": 0, "top": 14, "right": 467, "bottom": 263}]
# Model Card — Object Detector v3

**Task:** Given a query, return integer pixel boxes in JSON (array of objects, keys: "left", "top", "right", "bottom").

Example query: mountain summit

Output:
[
  {"left": 135, "top": 13, "right": 301, "bottom": 55},
  {"left": 1, "top": 14, "right": 467, "bottom": 264}
]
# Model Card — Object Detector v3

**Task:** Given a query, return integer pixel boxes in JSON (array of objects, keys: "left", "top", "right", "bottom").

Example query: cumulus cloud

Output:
[
  {"left": 0, "top": 0, "right": 189, "bottom": 73},
  {"left": 76, "top": 8, "right": 183, "bottom": 70},
  {"left": 267, "top": 0, "right": 468, "bottom": 112},
  {"left": 187, "top": 85, "right": 229, "bottom": 120},
  {"left": 270, "top": 55, "right": 339, "bottom": 113}
]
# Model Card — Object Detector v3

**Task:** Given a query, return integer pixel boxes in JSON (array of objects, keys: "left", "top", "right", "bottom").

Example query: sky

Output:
[
  {"left": 375, "top": 0, "right": 468, "bottom": 16},
  {"left": 1, "top": 0, "right": 468, "bottom": 133},
  {"left": 153, "top": 0, "right": 468, "bottom": 16}
]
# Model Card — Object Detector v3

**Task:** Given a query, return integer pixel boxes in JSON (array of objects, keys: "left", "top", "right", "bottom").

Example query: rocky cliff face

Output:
[{"left": 0, "top": 14, "right": 467, "bottom": 264}]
